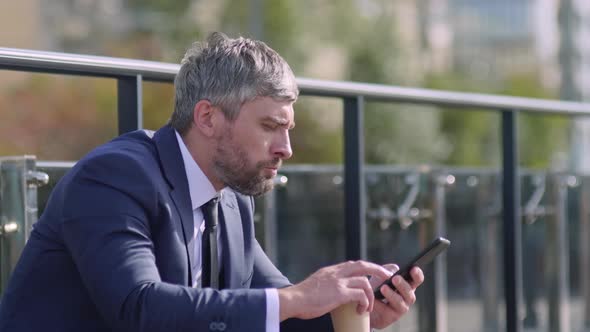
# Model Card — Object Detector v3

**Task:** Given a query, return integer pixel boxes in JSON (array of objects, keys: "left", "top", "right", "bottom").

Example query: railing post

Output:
[
  {"left": 546, "top": 173, "right": 571, "bottom": 332},
  {"left": 522, "top": 172, "right": 543, "bottom": 329},
  {"left": 418, "top": 171, "right": 449, "bottom": 332},
  {"left": 476, "top": 174, "right": 500, "bottom": 332},
  {"left": 343, "top": 96, "right": 366, "bottom": 260},
  {"left": 263, "top": 189, "right": 278, "bottom": 264},
  {"left": 117, "top": 75, "right": 143, "bottom": 134},
  {"left": 581, "top": 176, "right": 590, "bottom": 329},
  {"left": 262, "top": 175, "right": 288, "bottom": 264},
  {"left": 502, "top": 110, "right": 523, "bottom": 332}
]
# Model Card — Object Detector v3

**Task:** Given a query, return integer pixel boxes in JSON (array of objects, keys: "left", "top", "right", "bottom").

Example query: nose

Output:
[{"left": 272, "top": 130, "right": 293, "bottom": 160}]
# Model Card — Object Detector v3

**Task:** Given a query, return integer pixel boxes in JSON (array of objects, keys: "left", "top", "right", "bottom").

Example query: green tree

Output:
[
  {"left": 346, "top": 8, "right": 449, "bottom": 165},
  {"left": 424, "top": 71, "right": 567, "bottom": 167},
  {"left": 0, "top": 76, "right": 116, "bottom": 159},
  {"left": 500, "top": 74, "right": 569, "bottom": 169},
  {"left": 424, "top": 72, "right": 500, "bottom": 166}
]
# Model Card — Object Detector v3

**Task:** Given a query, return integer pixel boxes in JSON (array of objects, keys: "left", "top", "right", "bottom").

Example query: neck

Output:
[{"left": 181, "top": 129, "right": 225, "bottom": 191}]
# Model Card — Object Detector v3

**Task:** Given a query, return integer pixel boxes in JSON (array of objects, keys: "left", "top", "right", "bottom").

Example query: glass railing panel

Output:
[
  {"left": 1, "top": 98, "right": 587, "bottom": 332},
  {"left": 0, "top": 156, "right": 44, "bottom": 294},
  {"left": 518, "top": 111, "right": 575, "bottom": 332}
]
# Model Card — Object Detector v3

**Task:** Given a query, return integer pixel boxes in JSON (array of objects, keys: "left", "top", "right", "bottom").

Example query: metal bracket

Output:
[
  {"left": 523, "top": 174, "right": 548, "bottom": 224},
  {"left": 396, "top": 173, "right": 428, "bottom": 229},
  {"left": 368, "top": 172, "right": 452, "bottom": 230},
  {"left": 26, "top": 170, "right": 49, "bottom": 188},
  {"left": 367, "top": 173, "right": 424, "bottom": 230},
  {"left": 0, "top": 222, "right": 19, "bottom": 236}
]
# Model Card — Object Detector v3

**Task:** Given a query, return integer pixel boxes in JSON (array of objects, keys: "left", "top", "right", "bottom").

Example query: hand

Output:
[
  {"left": 369, "top": 264, "right": 424, "bottom": 329},
  {"left": 278, "top": 260, "right": 393, "bottom": 321}
]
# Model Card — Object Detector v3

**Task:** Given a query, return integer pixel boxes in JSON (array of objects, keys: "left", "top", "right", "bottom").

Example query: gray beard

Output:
[{"left": 213, "top": 136, "right": 276, "bottom": 197}]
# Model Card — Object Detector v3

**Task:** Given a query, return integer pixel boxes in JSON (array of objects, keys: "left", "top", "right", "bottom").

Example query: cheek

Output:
[
  {"left": 231, "top": 125, "right": 275, "bottom": 160},
  {"left": 243, "top": 131, "right": 272, "bottom": 151}
]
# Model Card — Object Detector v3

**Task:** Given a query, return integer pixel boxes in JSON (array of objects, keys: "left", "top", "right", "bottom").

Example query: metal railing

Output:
[{"left": 2, "top": 47, "right": 590, "bottom": 332}]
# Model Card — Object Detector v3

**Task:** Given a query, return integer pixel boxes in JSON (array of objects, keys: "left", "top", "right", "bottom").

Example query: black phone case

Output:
[{"left": 374, "top": 237, "right": 450, "bottom": 300}]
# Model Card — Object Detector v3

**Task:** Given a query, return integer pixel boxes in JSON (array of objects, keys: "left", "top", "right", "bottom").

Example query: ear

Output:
[{"left": 192, "top": 100, "right": 223, "bottom": 137}]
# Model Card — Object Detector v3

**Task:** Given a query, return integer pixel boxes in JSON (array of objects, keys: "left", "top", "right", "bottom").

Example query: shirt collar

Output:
[{"left": 175, "top": 130, "right": 219, "bottom": 210}]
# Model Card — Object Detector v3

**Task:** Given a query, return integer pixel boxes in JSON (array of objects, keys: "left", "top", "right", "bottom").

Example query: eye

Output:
[{"left": 262, "top": 123, "right": 277, "bottom": 131}]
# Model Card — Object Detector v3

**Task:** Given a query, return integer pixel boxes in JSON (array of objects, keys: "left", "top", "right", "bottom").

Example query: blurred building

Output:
[
  {"left": 448, "top": 0, "right": 538, "bottom": 85},
  {"left": 559, "top": 0, "right": 590, "bottom": 101},
  {"left": 391, "top": 0, "right": 547, "bottom": 86},
  {"left": 0, "top": 0, "right": 131, "bottom": 89},
  {"left": 0, "top": 0, "right": 131, "bottom": 53},
  {"left": 42, "top": 0, "right": 130, "bottom": 54},
  {"left": 563, "top": 0, "right": 590, "bottom": 172},
  {"left": 0, "top": 1, "right": 47, "bottom": 49},
  {"left": 391, "top": 0, "right": 454, "bottom": 83},
  {"left": 0, "top": 0, "right": 47, "bottom": 88},
  {"left": 434, "top": 0, "right": 588, "bottom": 99}
]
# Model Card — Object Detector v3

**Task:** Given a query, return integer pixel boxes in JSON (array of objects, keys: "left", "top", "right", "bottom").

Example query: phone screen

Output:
[{"left": 374, "top": 237, "right": 450, "bottom": 300}]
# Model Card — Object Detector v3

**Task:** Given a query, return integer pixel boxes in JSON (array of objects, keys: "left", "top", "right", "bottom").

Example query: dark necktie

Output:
[{"left": 201, "top": 196, "right": 220, "bottom": 289}]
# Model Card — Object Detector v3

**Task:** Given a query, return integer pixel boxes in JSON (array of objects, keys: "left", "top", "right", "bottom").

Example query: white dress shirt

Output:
[{"left": 175, "top": 131, "right": 279, "bottom": 332}]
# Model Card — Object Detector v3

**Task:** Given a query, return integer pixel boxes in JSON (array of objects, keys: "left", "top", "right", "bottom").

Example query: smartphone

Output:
[{"left": 374, "top": 237, "right": 451, "bottom": 300}]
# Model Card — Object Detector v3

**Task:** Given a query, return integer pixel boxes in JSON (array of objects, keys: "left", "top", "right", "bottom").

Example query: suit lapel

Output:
[
  {"left": 152, "top": 125, "right": 196, "bottom": 286},
  {"left": 219, "top": 190, "right": 245, "bottom": 289}
]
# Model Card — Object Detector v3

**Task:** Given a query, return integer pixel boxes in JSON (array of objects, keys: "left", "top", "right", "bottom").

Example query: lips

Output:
[{"left": 261, "top": 161, "right": 281, "bottom": 170}]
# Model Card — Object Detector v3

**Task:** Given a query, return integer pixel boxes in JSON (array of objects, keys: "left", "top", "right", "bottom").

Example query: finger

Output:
[
  {"left": 345, "top": 276, "right": 375, "bottom": 312},
  {"left": 380, "top": 284, "right": 410, "bottom": 315},
  {"left": 338, "top": 260, "right": 392, "bottom": 280},
  {"left": 373, "top": 297, "right": 393, "bottom": 313},
  {"left": 369, "top": 264, "right": 396, "bottom": 288},
  {"left": 372, "top": 298, "right": 397, "bottom": 320},
  {"left": 382, "top": 263, "right": 399, "bottom": 274},
  {"left": 344, "top": 288, "right": 370, "bottom": 314},
  {"left": 391, "top": 276, "right": 416, "bottom": 305},
  {"left": 409, "top": 267, "right": 424, "bottom": 288}
]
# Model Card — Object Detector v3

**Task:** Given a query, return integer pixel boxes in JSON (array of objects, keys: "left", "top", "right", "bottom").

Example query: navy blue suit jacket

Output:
[{"left": 0, "top": 125, "right": 331, "bottom": 331}]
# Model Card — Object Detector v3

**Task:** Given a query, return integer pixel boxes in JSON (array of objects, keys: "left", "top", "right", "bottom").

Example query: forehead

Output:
[{"left": 239, "top": 97, "right": 294, "bottom": 122}]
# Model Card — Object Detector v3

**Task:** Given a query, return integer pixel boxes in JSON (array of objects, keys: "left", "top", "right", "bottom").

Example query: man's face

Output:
[{"left": 213, "top": 97, "right": 294, "bottom": 196}]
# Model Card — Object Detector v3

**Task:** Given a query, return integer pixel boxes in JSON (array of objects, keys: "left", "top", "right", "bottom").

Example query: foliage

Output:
[
  {"left": 0, "top": 75, "right": 116, "bottom": 160},
  {"left": 0, "top": 0, "right": 571, "bottom": 169},
  {"left": 424, "top": 72, "right": 500, "bottom": 166},
  {"left": 423, "top": 71, "right": 569, "bottom": 168},
  {"left": 500, "top": 74, "right": 569, "bottom": 169}
]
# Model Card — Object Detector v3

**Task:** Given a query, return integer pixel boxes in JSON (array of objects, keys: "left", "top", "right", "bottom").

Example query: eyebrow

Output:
[{"left": 264, "top": 116, "right": 296, "bottom": 129}]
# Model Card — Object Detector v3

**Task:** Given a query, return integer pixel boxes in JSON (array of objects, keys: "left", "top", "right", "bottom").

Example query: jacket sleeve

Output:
[{"left": 60, "top": 152, "right": 267, "bottom": 332}]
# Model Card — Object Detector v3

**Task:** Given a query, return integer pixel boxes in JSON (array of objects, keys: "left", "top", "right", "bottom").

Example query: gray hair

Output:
[{"left": 170, "top": 32, "right": 299, "bottom": 135}]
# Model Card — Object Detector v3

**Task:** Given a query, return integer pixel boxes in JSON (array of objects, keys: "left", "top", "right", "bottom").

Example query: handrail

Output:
[
  {"left": 297, "top": 77, "right": 590, "bottom": 115},
  {"left": 0, "top": 47, "right": 179, "bottom": 81},
  {"left": 1, "top": 47, "right": 589, "bottom": 115}
]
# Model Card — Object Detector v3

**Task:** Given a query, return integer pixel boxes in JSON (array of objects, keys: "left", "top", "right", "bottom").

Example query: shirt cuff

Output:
[{"left": 265, "top": 288, "right": 280, "bottom": 332}]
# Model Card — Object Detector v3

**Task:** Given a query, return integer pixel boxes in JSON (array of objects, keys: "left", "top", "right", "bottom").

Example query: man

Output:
[{"left": 0, "top": 32, "right": 423, "bottom": 331}]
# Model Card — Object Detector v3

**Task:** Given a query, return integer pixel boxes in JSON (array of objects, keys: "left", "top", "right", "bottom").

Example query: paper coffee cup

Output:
[{"left": 330, "top": 302, "right": 370, "bottom": 332}]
